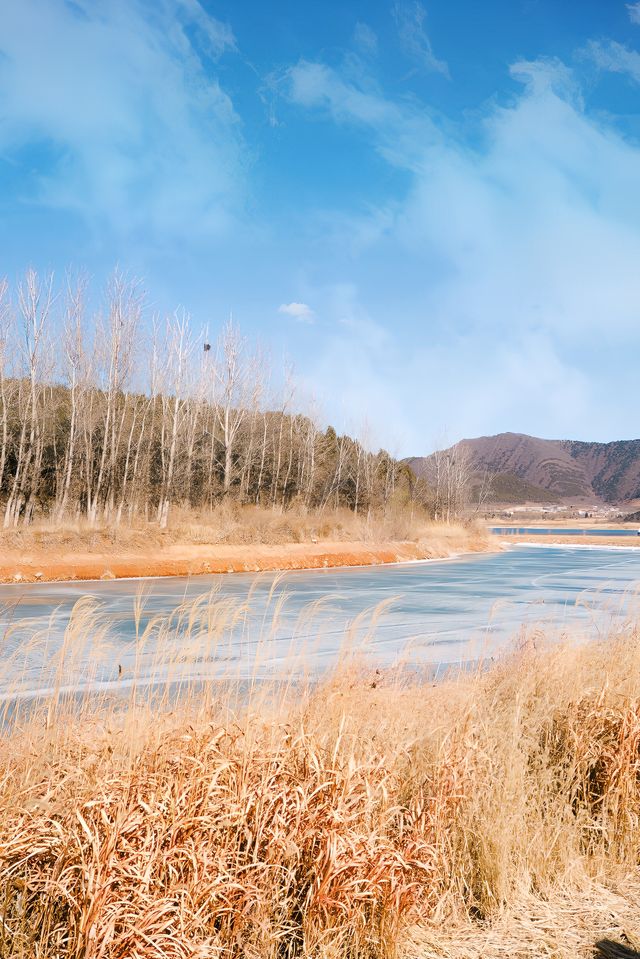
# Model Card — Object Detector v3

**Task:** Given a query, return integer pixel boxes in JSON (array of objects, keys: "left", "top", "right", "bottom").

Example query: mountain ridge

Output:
[{"left": 407, "top": 432, "right": 640, "bottom": 505}]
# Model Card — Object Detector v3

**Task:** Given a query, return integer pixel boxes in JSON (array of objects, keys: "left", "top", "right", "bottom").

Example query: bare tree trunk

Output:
[
  {"left": 212, "top": 319, "right": 258, "bottom": 498},
  {"left": 156, "top": 310, "right": 197, "bottom": 527},
  {"left": 4, "top": 270, "right": 54, "bottom": 528},
  {"left": 87, "top": 271, "right": 142, "bottom": 524},
  {"left": 281, "top": 415, "right": 295, "bottom": 508},
  {"left": 55, "top": 278, "right": 87, "bottom": 521},
  {"left": 0, "top": 280, "right": 13, "bottom": 496},
  {"left": 256, "top": 412, "right": 268, "bottom": 504}
]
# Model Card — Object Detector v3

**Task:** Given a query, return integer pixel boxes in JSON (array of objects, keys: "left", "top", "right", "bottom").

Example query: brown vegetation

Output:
[
  {"left": 0, "top": 506, "right": 489, "bottom": 583},
  {"left": 493, "top": 531, "right": 640, "bottom": 549},
  {"left": 0, "top": 608, "right": 639, "bottom": 957}
]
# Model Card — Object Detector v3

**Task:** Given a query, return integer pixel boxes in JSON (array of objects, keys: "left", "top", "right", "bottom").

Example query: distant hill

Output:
[{"left": 406, "top": 432, "right": 640, "bottom": 505}]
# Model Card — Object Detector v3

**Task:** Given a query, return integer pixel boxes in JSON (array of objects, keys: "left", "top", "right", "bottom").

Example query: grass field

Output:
[
  {"left": 0, "top": 604, "right": 639, "bottom": 958},
  {"left": 0, "top": 507, "right": 489, "bottom": 583}
]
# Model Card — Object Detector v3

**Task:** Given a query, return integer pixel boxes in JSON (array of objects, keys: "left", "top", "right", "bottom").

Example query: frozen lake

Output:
[{"left": 1, "top": 544, "right": 640, "bottom": 699}]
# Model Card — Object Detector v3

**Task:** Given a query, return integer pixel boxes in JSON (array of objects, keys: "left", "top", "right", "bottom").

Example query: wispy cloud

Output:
[
  {"left": 283, "top": 59, "right": 438, "bottom": 172},
  {"left": 279, "top": 302, "right": 315, "bottom": 322},
  {"left": 627, "top": 2, "right": 640, "bottom": 24},
  {"left": 353, "top": 22, "right": 378, "bottom": 57},
  {"left": 392, "top": 2, "right": 449, "bottom": 77},
  {"left": 510, "top": 57, "right": 583, "bottom": 105},
  {"left": 285, "top": 61, "right": 398, "bottom": 127},
  {"left": 582, "top": 38, "right": 640, "bottom": 83},
  {"left": 0, "top": 0, "right": 243, "bottom": 241},
  {"left": 174, "top": 0, "right": 236, "bottom": 56},
  {"left": 285, "top": 45, "right": 640, "bottom": 448}
]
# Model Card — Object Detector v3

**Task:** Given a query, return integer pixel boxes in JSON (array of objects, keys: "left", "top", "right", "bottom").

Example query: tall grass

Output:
[
  {"left": 0, "top": 501, "right": 483, "bottom": 552},
  {"left": 0, "top": 604, "right": 639, "bottom": 957}
]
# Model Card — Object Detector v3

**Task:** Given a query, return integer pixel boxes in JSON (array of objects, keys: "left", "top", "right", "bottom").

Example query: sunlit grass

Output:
[{"left": 0, "top": 601, "right": 639, "bottom": 957}]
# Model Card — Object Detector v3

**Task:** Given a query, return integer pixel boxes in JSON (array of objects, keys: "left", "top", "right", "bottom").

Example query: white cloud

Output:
[
  {"left": 285, "top": 50, "right": 640, "bottom": 451},
  {"left": 286, "top": 61, "right": 399, "bottom": 127},
  {"left": 0, "top": 0, "right": 243, "bottom": 240},
  {"left": 278, "top": 301, "right": 315, "bottom": 322},
  {"left": 299, "top": 283, "right": 418, "bottom": 453},
  {"left": 392, "top": 2, "right": 449, "bottom": 77},
  {"left": 353, "top": 22, "right": 378, "bottom": 57},
  {"left": 583, "top": 39, "right": 640, "bottom": 83},
  {"left": 174, "top": 0, "right": 236, "bottom": 56},
  {"left": 284, "top": 60, "right": 438, "bottom": 173},
  {"left": 627, "top": 3, "right": 640, "bottom": 24},
  {"left": 510, "top": 57, "right": 583, "bottom": 106}
]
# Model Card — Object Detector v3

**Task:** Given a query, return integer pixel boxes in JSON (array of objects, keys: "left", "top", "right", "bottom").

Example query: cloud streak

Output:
[
  {"left": 583, "top": 38, "right": 640, "bottom": 83},
  {"left": 353, "top": 22, "right": 378, "bottom": 57},
  {"left": 393, "top": 2, "right": 449, "bottom": 77},
  {"left": 0, "top": 0, "right": 243, "bottom": 241},
  {"left": 283, "top": 59, "right": 439, "bottom": 173}
]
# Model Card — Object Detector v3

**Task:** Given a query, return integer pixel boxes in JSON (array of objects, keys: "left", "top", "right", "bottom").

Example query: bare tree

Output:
[
  {"left": 4, "top": 270, "right": 54, "bottom": 527},
  {"left": 85, "top": 272, "right": 142, "bottom": 524},
  {"left": 211, "top": 318, "right": 257, "bottom": 496},
  {"left": 54, "top": 276, "right": 88, "bottom": 520},
  {"left": 0, "top": 271, "right": 416, "bottom": 527},
  {"left": 156, "top": 309, "right": 198, "bottom": 527},
  {"left": 433, "top": 441, "right": 473, "bottom": 523},
  {"left": 269, "top": 365, "right": 295, "bottom": 509},
  {"left": 0, "top": 280, "right": 14, "bottom": 497},
  {"left": 471, "top": 465, "right": 495, "bottom": 514}
]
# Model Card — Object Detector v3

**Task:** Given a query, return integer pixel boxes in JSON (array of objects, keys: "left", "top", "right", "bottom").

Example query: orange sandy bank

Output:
[
  {"left": 498, "top": 533, "right": 640, "bottom": 548},
  {"left": 0, "top": 537, "right": 490, "bottom": 584}
]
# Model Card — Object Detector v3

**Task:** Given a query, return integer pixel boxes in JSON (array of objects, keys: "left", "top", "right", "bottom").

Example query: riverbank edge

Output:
[
  {"left": 498, "top": 534, "right": 640, "bottom": 549},
  {"left": 0, "top": 534, "right": 492, "bottom": 584}
]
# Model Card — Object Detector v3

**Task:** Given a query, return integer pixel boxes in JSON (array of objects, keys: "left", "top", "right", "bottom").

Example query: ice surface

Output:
[{"left": 1, "top": 545, "right": 639, "bottom": 698}]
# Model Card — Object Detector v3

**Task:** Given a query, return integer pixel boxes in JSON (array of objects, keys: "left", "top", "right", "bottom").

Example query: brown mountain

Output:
[{"left": 407, "top": 432, "right": 640, "bottom": 505}]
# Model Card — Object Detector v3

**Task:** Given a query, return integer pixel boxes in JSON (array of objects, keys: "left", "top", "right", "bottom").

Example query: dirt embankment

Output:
[
  {"left": 496, "top": 533, "right": 640, "bottom": 548},
  {"left": 0, "top": 528, "right": 490, "bottom": 584}
]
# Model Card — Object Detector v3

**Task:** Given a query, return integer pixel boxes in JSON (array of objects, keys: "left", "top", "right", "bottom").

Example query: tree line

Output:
[{"left": 0, "top": 270, "right": 422, "bottom": 528}]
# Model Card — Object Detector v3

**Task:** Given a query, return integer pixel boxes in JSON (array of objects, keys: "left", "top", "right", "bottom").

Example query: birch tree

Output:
[
  {"left": 212, "top": 318, "right": 257, "bottom": 495},
  {"left": 0, "top": 280, "right": 14, "bottom": 497},
  {"left": 54, "top": 276, "right": 88, "bottom": 520},
  {"left": 86, "top": 272, "right": 142, "bottom": 523},
  {"left": 0, "top": 271, "right": 415, "bottom": 525},
  {"left": 156, "top": 309, "right": 198, "bottom": 527},
  {"left": 4, "top": 270, "right": 54, "bottom": 527}
]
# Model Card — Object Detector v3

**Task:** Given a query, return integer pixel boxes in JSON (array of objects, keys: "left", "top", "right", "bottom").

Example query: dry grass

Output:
[
  {"left": 0, "top": 611, "right": 639, "bottom": 957},
  {"left": 0, "top": 502, "right": 481, "bottom": 552}
]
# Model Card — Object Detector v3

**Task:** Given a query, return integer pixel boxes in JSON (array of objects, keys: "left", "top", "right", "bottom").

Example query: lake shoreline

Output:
[
  {"left": 0, "top": 530, "right": 491, "bottom": 585},
  {"left": 496, "top": 533, "right": 640, "bottom": 548},
  {"left": 5, "top": 527, "right": 640, "bottom": 586}
]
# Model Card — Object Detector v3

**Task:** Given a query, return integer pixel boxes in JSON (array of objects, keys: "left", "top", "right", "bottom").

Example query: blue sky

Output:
[{"left": 2, "top": 0, "right": 640, "bottom": 454}]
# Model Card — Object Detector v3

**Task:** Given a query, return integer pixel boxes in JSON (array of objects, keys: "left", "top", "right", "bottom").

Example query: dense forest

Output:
[{"left": 0, "top": 270, "right": 423, "bottom": 528}]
